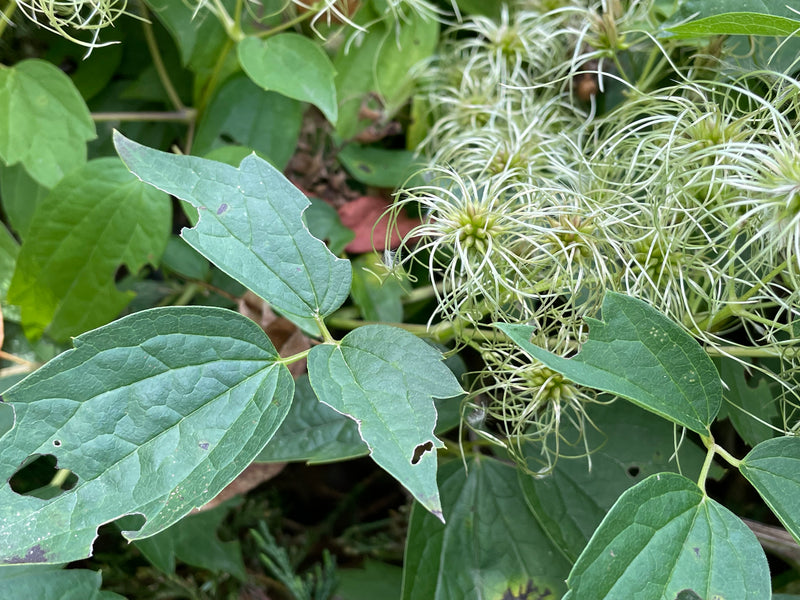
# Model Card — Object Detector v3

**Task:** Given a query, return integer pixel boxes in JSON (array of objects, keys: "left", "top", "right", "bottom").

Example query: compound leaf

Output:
[
  {"left": 566, "top": 473, "right": 770, "bottom": 599},
  {"left": 307, "top": 325, "right": 463, "bottom": 520},
  {"left": 740, "top": 436, "right": 800, "bottom": 544},
  {"left": 0, "top": 306, "right": 293, "bottom": 564},
  {"left": 114, "top": 132, "right": 351, "bottom": 334},
  {"left": 238, "top": 34, "right": 337, "bottom": 124},
  {"left": 0, "top": 60, "right": 95, "bottom": 188},
  {"left": 498, "top": 292, "right": 721, "bottom": 435},
  {"left": 7, "top": 157, "right": 171, "bottom": 342},
  {"left": 403, "top": 456, "right": 570, "bottom": 600}
]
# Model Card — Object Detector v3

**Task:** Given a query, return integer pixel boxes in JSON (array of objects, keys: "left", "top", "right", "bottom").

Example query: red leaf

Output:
[{"left": 338, "top": 196, "right": 419, "bottom": 254}]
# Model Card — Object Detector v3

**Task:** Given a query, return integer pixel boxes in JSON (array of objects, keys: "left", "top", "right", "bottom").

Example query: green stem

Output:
[
  {"left": 197, "top": 36, "right": 234, "bottom": 115},
  {"left": 315, "top": 314, "right": 337, "bottom": 344},
  {"left": 256, "top": 5, "right": 316, "bottom": 38},
  {"left": 697, "top": 435, "right": 716, "bottom": 494},
  {"left": 50, "top": 469, "right": 72, "bottom": 489},
  {"left": 141, "top": 11, "right": 185, "bottom": 112},
  {"left": 696, "top": 260, "right": 788, "bottom": 332},
  {"left": 713, "top": 443, "right": 741, "bottom": 469},
  {"left": 91, "top": 110, "right": 196, "bottom": 122},
  {"left": 173, "top": 282, "right": 200, "bottom": 306},
  {"left": 0, "top": 0, "right": 15, "bottom": 39},
  {"left": 277, "top": 348, "right": 311, "bottom": 365},
  {"left": 705, "top": 345, "right": 799, "bottom": 359}
]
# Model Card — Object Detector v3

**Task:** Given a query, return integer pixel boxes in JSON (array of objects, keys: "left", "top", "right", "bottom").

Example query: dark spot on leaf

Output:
[
  {"left": 675, "top": 589, "right": 703, "bottom": 600},
  {"left": 217, "top": 203, "right": 229, "bottom": 215},
  {"left": 626, "top": 464, "right": 640, "bottom": 478},
  {"left": 412, "top": 441, "right": 433, "bottom": 465},
  {"left": 220, "top": 133, "right": 236, "bottom": 144},
  {"left": 3, "top": 544, "right": 47, "bottom": 564},
  {"left": 499, "top": 580, "right": 552, "bottom": 600},
  {"left": 199, "top": 442, "right": 209, "bottom": 450},
  {"left": 357, "top": 163, "right": 372, "bottom": 173},
  {"left": 52, "top": 440, "right": 61, "bottom": 447}
]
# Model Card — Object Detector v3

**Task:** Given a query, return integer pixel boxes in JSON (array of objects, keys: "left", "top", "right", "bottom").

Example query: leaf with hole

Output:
[
  {"left": 498, "top": 292, "right": 722, "bottom": 435},
  {"left": 114, "top": 132, "right": 351, "bottom": 334},
  {"left": 308, "top": 325, "right": 463, "bottom": 519},
  {"left": 0, "top": 306, "right": 293, "bottom": 564}
]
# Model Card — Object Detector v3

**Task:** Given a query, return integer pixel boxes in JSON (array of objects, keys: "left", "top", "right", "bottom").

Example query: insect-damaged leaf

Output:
[
  {"left": 114, "top": 132, "right": 351, "bottom": 334},
  {"left": 0, "top": 306, "right": 293, "bottom": 564},
  {"left": 498, "top": 292, "right": 722, "bottom": 436},
  {"left": 307, "top": 325, "right": 463, "bottom": 520},
  {"left": 564, "top": 473, "right": 770, "bottom": 599}
]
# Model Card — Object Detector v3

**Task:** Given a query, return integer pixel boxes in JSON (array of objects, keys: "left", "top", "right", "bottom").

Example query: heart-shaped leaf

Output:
[
  {"left": 114, "top": 132, "right": 351, "bottom": 334},
  {"left": 498, "top": 292, "right": 722, "bottom": 435},
  {"left": 0, "top": 60, "right": 96, "bottom": 188},
  {"left": 0, "top": 306, "right": 293, "bottom": 564},
  {"left": 307, "top": 325, "right": 463, "bottom": 520},
  {"left": 238, "top": 34, "right": 337, "bottom": 124},
  {"left": 565, "top": 473, "right": 770, "bottom": 599},
  {"left": 740, "top": 436, "right": 800, "bottom": 545}
]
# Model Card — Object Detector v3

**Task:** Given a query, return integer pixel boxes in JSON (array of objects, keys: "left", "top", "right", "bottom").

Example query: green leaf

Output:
[
  {"left": 0, "top": 60, "right": 96, "bottom": 188},
  {"left": 307, "top": 325, "right": 463, "bottom": 519},
  {"left": 114, "top": 132, "right": 352, "bottom": 334},
  {"left": 238, "top": 34, "right": 338, "bottom": 124},
  {"left": 740, "top": 436, "right": 800, "bottom": 545},
  {"left": 144, "top": 0, "right": 235, "bottom": 97},
  {"left": 666, "top": 0, "right": 800, "bottom": 37},
  {"left": 7, "top": 157, "right": 171, "bottom": 342},
  {"left": 717, "top": 357, "right": 779, "bottom": 447},
  {"left": 0, "top": 221, "right": 20, "bottom": 322},
  {"left": 333, "top": 7, "right": 387, "bottom": 140},
  {"left": 132, "top": 500, "right": 246, "bottom": 579},
  {"left": 374, "top": 11, "right": 439, "bottom": 110},
  {"left": 0, "top": 162, "right": 49, "bottom": 239},
  {"left": 0, "top": 567, "right": 125, "bottom": 599},
  {"left": 257, "top": 373, "right": 463, "bottom": 465},
  {"left": 0, "top": 306, "right": 293, "bottom": 564},
  {"left": 519, "top": 400, "right": 711, "bottom": 563},
  {"left": 338, "top": 144, "right": 422, "bottom": 189},
  {"left": 403, "top": 456, "right": 570, "bottom": 600},
  {"left": 337, "top": 560, "right": 402, "bottom": 600},
  {"left": 161, "top": 236, "right": 210, "bottom": 282},
  {"left": 193, "top": 75, "right": 304, "bottom": 171},
  {"left": 256, "top": 375, "right": 367, "bottom": 464},
  {"left": 303, "top": 197, "right": 355, "bottom": 256},
  {"left": 498, "top": 292, "right": 722, "bottom": 435},
  {"left": 565, "top": 473, "right": 770, "bottom": 599},
  {"left": 350, "top": 253, "right": 405, "bottom": 323}
]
